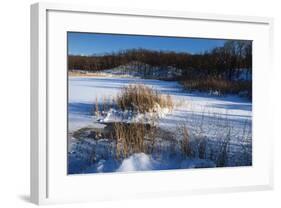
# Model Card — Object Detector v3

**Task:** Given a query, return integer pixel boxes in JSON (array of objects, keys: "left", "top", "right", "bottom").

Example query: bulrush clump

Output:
[{"left": 116, "top": 84, "right": 174, "bottom": 113}]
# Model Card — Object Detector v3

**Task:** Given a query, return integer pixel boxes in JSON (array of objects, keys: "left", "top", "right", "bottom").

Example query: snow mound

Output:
[
  {"left": 117, "top": 153, "right": 154, "bottom": 172},
  {"left": 98, "top": 106, "right": 170, "bottom": 124}
]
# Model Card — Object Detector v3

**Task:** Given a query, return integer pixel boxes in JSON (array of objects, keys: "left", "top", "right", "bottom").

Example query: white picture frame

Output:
[{"left": 30, "top": 2, "right": 274, "bottom": 205}]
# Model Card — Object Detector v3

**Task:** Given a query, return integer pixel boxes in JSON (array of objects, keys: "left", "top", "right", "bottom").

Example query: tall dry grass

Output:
[
  {"left": 114, "top": 122, "right": 149, "bottom": 159},
  {"left": 198, "top": 136, "right": 207, "bottom": 159},
  {"left": 94, "top": 97, "right": 99, "bottom": 116},
  {"left": 177, "top": 117, "right": 235, "bottom": 167},
  {"left": 181, "top": 77, "right": 252, "bottom": 98},
  {"left": 179, "top": 123, "right": 193, "bottom": 157},
  {"left": 116, "top": 84, "right": 174, "bottom": 113},
  {"left": 215, "top": 130, "right": 231, "bottom": 167}
]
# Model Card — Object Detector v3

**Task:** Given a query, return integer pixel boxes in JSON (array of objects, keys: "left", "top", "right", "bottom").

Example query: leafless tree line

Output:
[{"left": 68, "top": 40, "right": 252, "bottom": 81}]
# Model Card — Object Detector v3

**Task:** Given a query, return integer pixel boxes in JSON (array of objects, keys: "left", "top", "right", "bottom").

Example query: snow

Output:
[
  {"left": 117, "top": 153, "right": 154, "bottom": 172},
  {"left": 97, "top": 106, "right": 170, "bottom": 124},
  {"left": 116, "top": 153, "right": 215, "bottom": 172},
  {"left": 68, "top": 76, "right": 252, "bottom": 174},
  {"left": 68, "top": 77, "right": 181, "bottom": 132}
]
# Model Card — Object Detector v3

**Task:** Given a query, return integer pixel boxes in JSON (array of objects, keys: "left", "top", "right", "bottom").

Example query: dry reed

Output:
[{"left": 116, "top": 84, "right": 174, "bottom": 113}]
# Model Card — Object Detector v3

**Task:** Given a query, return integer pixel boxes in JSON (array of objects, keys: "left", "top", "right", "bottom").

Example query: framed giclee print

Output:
[{"left": 30, "top": 2, "right": 274, "bottom": 205}]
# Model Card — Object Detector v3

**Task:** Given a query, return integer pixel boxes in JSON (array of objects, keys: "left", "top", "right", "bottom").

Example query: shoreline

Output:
[{"left": 68, "top": 70, "right": 108, "bottom": 77}]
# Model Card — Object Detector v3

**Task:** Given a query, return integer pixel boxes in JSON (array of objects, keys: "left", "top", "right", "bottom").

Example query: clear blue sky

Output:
[{"left": 68, "top": 32, "right": 226, "bottom": 56}]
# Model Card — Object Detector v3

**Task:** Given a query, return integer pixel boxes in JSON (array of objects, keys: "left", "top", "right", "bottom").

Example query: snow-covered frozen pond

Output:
[{"left": 68, "top": 76, "right": 252, "bottom": 174}]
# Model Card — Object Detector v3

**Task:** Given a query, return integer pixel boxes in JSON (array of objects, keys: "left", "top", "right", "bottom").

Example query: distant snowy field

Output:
[{"left": 68, "top": 76, "right": 252, "bottom": 174}]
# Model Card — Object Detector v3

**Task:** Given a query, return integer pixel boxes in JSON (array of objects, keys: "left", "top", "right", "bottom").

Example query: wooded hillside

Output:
[{"left": 68, "top": 40, "right": 252, "bottom": 81}]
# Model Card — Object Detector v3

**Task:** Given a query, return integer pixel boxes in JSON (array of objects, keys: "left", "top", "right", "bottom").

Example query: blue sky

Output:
[{"left": 68, "top": 32, "right": 226, "bottom": 56}]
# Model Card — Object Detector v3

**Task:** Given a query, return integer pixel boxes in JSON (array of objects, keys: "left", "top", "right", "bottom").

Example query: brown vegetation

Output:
[
  {"left": 114, "top": 122, "right": 152, "bottom": 159},
  {"left": 94, "top": 97, "right": 99, "bottom": 116},
  {"left": 181, "top": 77, "right": 252, "bottom": 98},
  {"left": 180, "top": 123, "right": 193, "bottom": 157},
  {"left": 116, "top": 84, "right": 174, "bottom": 113},
  {"left": 68, "top": 41, "right": 252, "bottom": 83}
]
